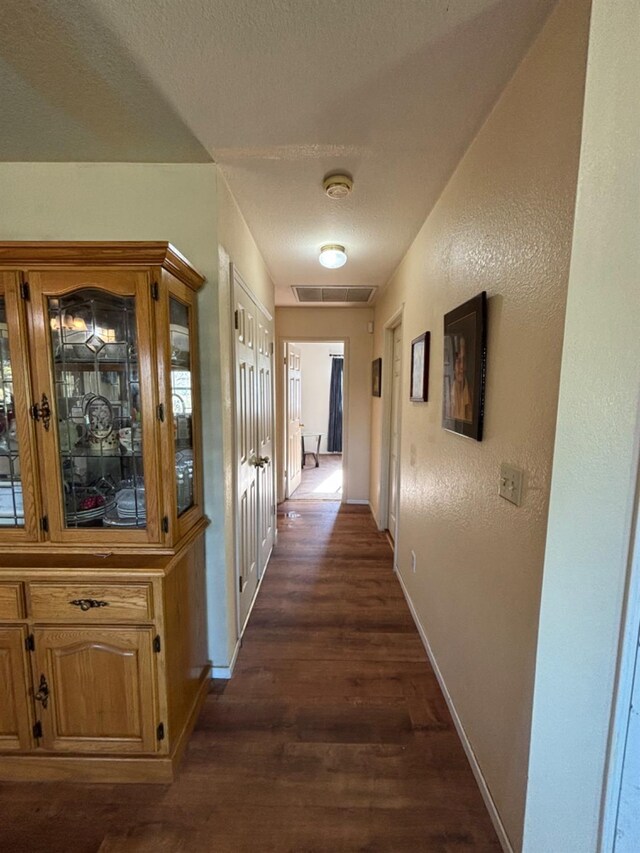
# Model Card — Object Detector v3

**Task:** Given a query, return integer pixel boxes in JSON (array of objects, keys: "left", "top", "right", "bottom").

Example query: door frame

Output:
[
  {"left": 600, "top": 472, "right": 640, "bottom": 851},
  {"left": 377, "top": 306, "right": 404, "bottom": 562},
  {"left": 230, "top": 263, "right": 276, "bottom": 639},
  {"left": 278, "top": 335, "right": 349, "bottom": 504}
]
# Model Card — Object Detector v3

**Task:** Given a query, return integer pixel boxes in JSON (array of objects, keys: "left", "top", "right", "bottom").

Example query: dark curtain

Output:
[{"left": 327, "top": 357, "right": 343, "bottom": 453}]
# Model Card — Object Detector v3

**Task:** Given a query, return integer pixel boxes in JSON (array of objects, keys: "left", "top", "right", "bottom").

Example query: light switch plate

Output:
[{"left": 499, "top": 463, "right": 524, "bottom": 506}]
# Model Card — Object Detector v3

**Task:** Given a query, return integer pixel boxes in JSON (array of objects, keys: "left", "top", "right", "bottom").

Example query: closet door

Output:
[
  {"left": 256, "top": 313, "right": 274, "bottom": 578},
  {"left": 27, "top": 270, "right": 161, "bottom": 545},
  {"left": 234, "top": 270, "right": 275, "bottom": 630},
  {"left": 234, "top": 277, "right": 259, "bottom": 630}
]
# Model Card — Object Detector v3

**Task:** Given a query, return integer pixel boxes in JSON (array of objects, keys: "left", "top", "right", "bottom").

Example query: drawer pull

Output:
[
  {"left": 35, "top": 674, "right": 49, "bottom": 709},
  {"left": 70, "top": 598, "right": 110, "bottom": 611}
]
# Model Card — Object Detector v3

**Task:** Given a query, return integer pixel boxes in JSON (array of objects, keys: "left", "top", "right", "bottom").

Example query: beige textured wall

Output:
[
  {"left": 0, "top": 162, "right": 232, "bottom": 663},
  {"left": 524, "top": 0, "right": 640, "bottom": 849},
  {"left": 369, "top": 0, "right": 590, "bottom": 847},
  {"left": 275, "top": 308, "right": 373, "bottom": 503},
  {"left": 218, "top": 172, "right": 275, "bottom": 317}
]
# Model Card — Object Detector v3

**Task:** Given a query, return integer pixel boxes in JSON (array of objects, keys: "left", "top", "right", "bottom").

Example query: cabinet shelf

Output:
[{"left": 61, "top": 449, "right": 143, "bottom": 459}]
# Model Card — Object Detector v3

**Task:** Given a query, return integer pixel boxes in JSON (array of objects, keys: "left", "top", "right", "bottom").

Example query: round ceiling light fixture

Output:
[
  {"left": 319, "top": 244, "right": 347, "bottom": 269},
  {"left": 323, "top": 173, "right": 353, "bottom": 200}
]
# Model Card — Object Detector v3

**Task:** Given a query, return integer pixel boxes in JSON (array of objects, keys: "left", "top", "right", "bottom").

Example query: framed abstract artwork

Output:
[
  {"left": 371, "top": 357, "right": 382, "bottom": 397},
  {"left": 442, "top": 292, "right": 487, "bottom": 441},
  {"left": 410, "top": 332, "right": 430, "bottom": 402}
]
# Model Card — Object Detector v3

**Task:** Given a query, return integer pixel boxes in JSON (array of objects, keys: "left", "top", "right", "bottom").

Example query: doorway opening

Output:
[{"left": 286, "top": 341, "right": 344, "bottom": 501}]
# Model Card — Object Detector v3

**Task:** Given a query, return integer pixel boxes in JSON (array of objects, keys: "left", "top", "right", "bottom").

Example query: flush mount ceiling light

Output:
[
  {"left": 323, "top": 173, "right": 353, "bottom": 200},
  {"left": 319, "top": 244, "right": 348, "bottom": 269}
]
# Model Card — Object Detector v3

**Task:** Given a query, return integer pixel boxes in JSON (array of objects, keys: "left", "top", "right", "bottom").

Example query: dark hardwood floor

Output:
[{"left": 0, "top": 501, "right": 500, "bottom": 852}]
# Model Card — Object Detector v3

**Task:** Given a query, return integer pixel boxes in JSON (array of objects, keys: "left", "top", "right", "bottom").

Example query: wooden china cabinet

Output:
[{"left": 0, "top": 242, "right": 210, "bottom": 783}]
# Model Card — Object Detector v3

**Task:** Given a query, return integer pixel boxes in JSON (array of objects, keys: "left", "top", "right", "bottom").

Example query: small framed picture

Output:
[
  {"left": 410, "top": 332, "right": 430, "bottom": 402},
  {"left": 372, "top": 358, "right": 382, "bottom": 397},
  {"left": 442, "top": 292, "right": 487, "bottom": 441}
]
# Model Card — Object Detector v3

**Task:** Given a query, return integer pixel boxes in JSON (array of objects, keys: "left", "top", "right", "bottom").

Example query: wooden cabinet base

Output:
[
  {"left": 0, "top": 529, "right": 210, "bottom": 784},
  {"left": 0, "top": 666, "right": 210, "bottom": 783}
]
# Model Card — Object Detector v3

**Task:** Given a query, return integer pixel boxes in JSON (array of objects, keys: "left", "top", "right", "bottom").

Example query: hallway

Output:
[{"left": 0, "top": 501, "right": 500, "bottom": 853}]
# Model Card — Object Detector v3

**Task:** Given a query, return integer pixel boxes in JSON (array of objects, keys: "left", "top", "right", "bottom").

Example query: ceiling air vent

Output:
[{"left": 293, "top": 286, "right": 375, "bottom": 304}]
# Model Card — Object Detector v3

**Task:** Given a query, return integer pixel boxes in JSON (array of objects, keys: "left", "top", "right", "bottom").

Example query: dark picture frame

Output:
[
  {"left": 371, "top": 357, "right": 382, "bottom": 397},
  {"left": 410, "top": 332, "right": 430, "bottom": 402},
  {"left": 442, "top": 292, "right": 487, "bottom": 441}
]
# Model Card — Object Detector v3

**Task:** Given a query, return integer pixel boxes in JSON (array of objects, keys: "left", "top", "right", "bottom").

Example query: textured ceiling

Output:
[{"left": 0, "top": 0, "right": 556, "bottom": 304}]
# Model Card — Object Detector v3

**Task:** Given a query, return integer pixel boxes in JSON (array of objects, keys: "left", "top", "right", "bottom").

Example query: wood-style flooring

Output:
[
  {"left": 0, "top": 501, "right": 500, "bottom": 852},
  {"left": 291, "top": 454, "right": 343, "bottom": 499}
]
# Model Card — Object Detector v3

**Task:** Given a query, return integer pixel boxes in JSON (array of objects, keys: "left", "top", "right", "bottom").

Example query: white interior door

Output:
[
  {"left": 387, "top": 324, "right": 402, "bottom": 541},
  {"left": 234, "top": 270, "right": 276, "bottom": 631},
  {"left": 286, "top": 343, "right": 302, "bottom": 498},
  {"left": 257, "top": 315, "right": 275, "bottom": 578},
  {"left": 234, "top": 281, "right": 259, "bottom": 628}
]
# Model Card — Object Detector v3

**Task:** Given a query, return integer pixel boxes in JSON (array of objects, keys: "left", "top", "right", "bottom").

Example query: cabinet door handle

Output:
[
  {"left": 31, "top": 394, "right": 52, "bottom": 431},
  {"left": 70, "top": 598, "right": 110, "bottom": 611},
  {"left": 35, "top": 674, "right": 49, "bottom": 709}
]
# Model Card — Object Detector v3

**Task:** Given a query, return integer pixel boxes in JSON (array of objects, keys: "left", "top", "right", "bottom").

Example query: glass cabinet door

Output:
[
  {"left": 0, "top": 275, "right": 40, "bottom": 540},
  {"left": 169, "top": 297, "right": 194, "bottom": 517},
  {"left": 49, "top": 288, "right": 146, "bottom": 529},
  {"left": 0, "top": 296, "right": 24, "bottom": 529},
  {"left": 29, "top": 271, "right": 160, "bottom": 543}
]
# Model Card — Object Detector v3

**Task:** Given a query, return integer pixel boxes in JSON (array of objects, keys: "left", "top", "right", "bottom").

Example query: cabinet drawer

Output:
[
  {"left": 28, "top": 583, "right": 153, "bottom": 622},
  {"left": 0, "top": 583, "right": 24, "bottom": 619}
]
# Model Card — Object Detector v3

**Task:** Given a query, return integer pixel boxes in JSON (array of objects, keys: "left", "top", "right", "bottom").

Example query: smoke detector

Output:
[{"left": 323, "top": 173, "right": 353, "bottom": 200}]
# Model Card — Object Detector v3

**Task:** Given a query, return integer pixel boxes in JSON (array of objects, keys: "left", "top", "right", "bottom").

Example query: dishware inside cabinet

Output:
[{"left": 48, "top": 288, "right": 147, "bottom": 529}]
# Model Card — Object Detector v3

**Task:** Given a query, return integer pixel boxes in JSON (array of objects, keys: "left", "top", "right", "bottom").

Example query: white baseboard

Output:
[
  {"left": 211, "top": 639, "right": 240, "bottom": 679},
  {"left": 394, "top": 567, "right": 514, "bottom": 853},
  {"left": 346, "top": 499, "right": 370, "bottom": 506}
]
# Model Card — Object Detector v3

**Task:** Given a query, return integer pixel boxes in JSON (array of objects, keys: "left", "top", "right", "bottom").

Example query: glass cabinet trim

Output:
[
  {"left": 28, "top": 271, "right": 162, "bottom": 545},
  {"left": 0, "top": 274, "right": 41, "bottom": 541}
]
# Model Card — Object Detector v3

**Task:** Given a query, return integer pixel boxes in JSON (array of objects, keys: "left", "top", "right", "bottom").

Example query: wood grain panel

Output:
[
  {"left": 0, "top": 242, "right": 204, "bottom": 291},
  {"left": 0, "top": 627, "right": 33, "bottom": 751},
  {"left": 162, "top": 535, "right": 208, "bottom": 745},
  {"left": 33, "top": 627, "right": 158, "bottom": 754},
  {"left": 28, "top": 582, "right": 153, "bottom": 622},
  {"left": 0, "top": 583, "right": 24, "bottom": 619}
]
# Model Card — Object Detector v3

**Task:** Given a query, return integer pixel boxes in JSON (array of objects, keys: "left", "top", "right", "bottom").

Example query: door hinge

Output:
[
  {"left": 40, "top": 515, "right": 48, "bottom": 533},
  {"left": 239, "top": 576, "right": 244, "bottom": 594},
  {"left": 151, "top": 281, "right": 159, "bottom": 301},
  {"left": 153, "top": 634, "right": 161, "bottom": 653},
  {"left": 270, "top": 342, "right": 274, "bottom": 355},
  {"left": 20, "top": 281, "right": 30, "bottom": 301},
  {"left": 157, "top": 722, "right": 165, "bottom": 741},
  {"left": 25, "top": 633, "right": 35, "bottom": 652},
  {"left": 234, "top": 309, "right": 239, "bottom": 330},
  {"left": 272, "top": 504, "right": 275, "bottom": 515},
  {"left": 33, "top": 721, "right": 43, "bottom": 739},
  {"left": 162, "top": 516, "right": 169, "bottom": 534},
  {"left": 156, "top": 403, "right": 165, "bottom": 422}
]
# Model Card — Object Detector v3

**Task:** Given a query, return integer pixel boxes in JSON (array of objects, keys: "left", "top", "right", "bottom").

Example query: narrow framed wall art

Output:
[{"left": 442, "top": 292, "right": 487, "bottom": 440}]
